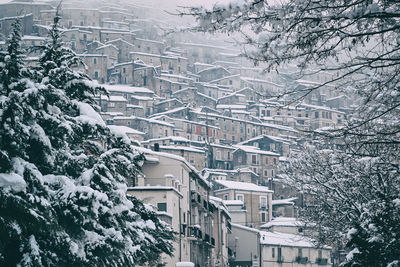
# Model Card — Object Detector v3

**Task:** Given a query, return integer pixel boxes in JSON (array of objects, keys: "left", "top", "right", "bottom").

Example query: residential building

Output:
[
  {"left": 260, "top": 231, "right": 332, "bottom": 267},
  {"left": 213, "top": 180, "right": 273, "bottom": 229}
]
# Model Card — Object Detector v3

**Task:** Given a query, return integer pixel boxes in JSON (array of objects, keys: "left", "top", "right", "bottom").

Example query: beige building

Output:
[
  {"left": 214, "top": 180, "right": 273, "bottom": 229},
  {"left": 128, "top": 148, "right": 217, "bottom": 267},
  {"left": 260, "top": 231, "right": 332, "bottom": 267},
  {"left": 61, "top": 8, "right": 102, "bottom": 28},
  {"left": 209, "top": 197, "right": 232, "bottom": 267},
  {"left": 233, "top": 145, "right": 281, "bottom": 185},
  {"left": 127, "top": 151, "right": 190, "bottom": 267},
  {"left": 77, "top": 54, "right": 108, "bottom": 84},
  {"left": 133, "top": 37, "right": 165, "bottom": 55}
]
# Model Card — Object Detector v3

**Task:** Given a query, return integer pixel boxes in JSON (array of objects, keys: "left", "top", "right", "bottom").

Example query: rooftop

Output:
[{"left": 214, "top": 180, "right": 273, "bottom": 193}]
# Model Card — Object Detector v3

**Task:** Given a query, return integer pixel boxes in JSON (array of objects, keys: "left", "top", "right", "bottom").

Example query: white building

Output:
[{"left": 260, "top": 231, "right": 332, "bottom": 267}]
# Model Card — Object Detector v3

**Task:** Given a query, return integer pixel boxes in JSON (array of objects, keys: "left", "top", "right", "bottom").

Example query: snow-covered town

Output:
[{"left": 0, "top": 0, "right": 399, "bottom": 267}]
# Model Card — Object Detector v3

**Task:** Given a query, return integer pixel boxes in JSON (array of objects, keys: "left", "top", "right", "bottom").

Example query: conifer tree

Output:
[
  {"left": 0, "top": 17, "right": 174, "bottom": 267},
  {"left": 0, "top": 19, "right": 26, "bottom": 96}
]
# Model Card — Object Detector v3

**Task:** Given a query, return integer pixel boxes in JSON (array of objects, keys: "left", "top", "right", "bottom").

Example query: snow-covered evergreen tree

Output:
[
  {"left": 0, "top": 19, "right": 27, "bottom": 96},
  {"left": 0, "top": 17, "right": 174, "bottom": 267}
]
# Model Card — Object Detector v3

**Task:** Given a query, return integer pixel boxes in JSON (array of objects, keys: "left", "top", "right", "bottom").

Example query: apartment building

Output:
[{"left": 213, "top": 180, "right": 273, "bottom": 229}]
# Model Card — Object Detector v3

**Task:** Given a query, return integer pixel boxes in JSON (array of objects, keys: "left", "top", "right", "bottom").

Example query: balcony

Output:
[
  {"left": 296, "top": 256, "right": 308, "bottom": 264},
  {"left": 316, "top": 258, "right": 328, "bottom": 265},
  {"left": 188, "top": 226, "right": 202, "bottom": 240},
  {"left": 208, "top": 204, "right": 215, "bottom": 213},
  {"left": 277, "top": 257, "right": 284, "bottom": 263},
  {"left": 190, "top": 192, "right": 202, "bottom": 205},
  {"left": 203, "top": 200, "right": 208, "bottom": 209},
  {"left": 204, "top": 234, "right": 210, "bottom": 243}
]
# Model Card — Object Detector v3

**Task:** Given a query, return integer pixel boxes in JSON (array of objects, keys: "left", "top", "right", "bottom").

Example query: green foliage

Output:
[{"left": 0, "top": 17, "right": 174, "bottom": 267}]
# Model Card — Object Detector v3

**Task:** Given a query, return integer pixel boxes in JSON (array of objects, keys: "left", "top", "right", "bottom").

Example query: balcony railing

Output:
[
  {"left": 316, "top": 258, "right": 328, "bottom": 265},
  {"left": 296, "top": 256, "right": 308, "bottom": 264}
]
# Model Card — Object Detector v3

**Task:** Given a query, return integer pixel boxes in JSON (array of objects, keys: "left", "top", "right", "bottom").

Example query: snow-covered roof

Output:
[
  {"left": 231, "top": 223, "right": 260, "bottom": 233},
  {"left": 223, "top": 200, "right": 244, "bottom": 206},
  {"left": 241, "top": 76, "right": 283, "bottom": 88},
  {"left": 238, "top": 134, "right": 291, "bottom": 145},
  {"left": 214, "top": 180, "right": 273, "bottom": 193},
  {"left": 100, "top": 95, "right": 127, "bottom": 102},
  {"left": 233, "top": 145, "right": 280, "bottom": 157},
  {"left": 128, "top": 186, "right": 183, "bottom": 198},
  {"left": 160, "top": 145, "right": 204, "bottom": 154},
  {"left": 130, "top": 95, "right": 153, "bottom": 101},
  {"left": 102, "top": 84, "right": 154, "bottom": 95},
  {"left": 107, "top": 125, "right": 145, "bottom": 135},
  {"left": 22, "top": 35, "right": 46, "bottom": 40},
  {"left": 272, "top": 197, "right": 297, "bottom": 206},
  {"left": 144, "top": 136, "right": 191, "bottom": 143},
  {"left": 149, "top": 107, "right": 187, "bottom": 117},
  {"left": 262, "top": 217, "right": 304, "bottom": 230},
  {"left": 216, "top": 104, "right": 247, "bottom": 110},
  {"left": 260, "top": 231, "right": 326, "bottom": 248}
]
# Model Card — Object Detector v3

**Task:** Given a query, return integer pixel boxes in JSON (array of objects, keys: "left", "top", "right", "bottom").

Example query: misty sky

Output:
[{"left": 0, "top": 0, "right": 231, "bottom": 6}]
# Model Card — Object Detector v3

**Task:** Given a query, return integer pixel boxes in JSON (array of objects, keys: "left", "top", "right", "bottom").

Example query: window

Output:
[
  {"left": 229, "top": 80, "right": 232, "bottom": 85},
  {"left": 216, "top": 150, "right": 222, "bottom": 160},
  {"left": 227, "top": 152, "right": 231, "bottom": 160},
  {"left": 123, "top": 68, "right": 126, "bottom": 73},
  {"left": 278, "top": 247, "right": 282, "bottom": 261},
  {"left": 265, "top": 158, "right": 269, "bottom": 164},
  {"left": 272, "top": 248, "right": 275, "bottom": 258},
  {"left": 298, "top": 248, "right": 302, "bottom": 257},
  {"left": 261, "top": 212, "right": 266, "bottom": 222},
  {"left": 264, "top": 170, "right": 268, "bottom": 177},
  {"left": 93, "top": 58, "right": 97, "bottom": 64},
  {"left": 260, "top": 197, "right": 267, "bottom": 208},
  {"left": 94, "top": 71, "right": 99, "bottom": 79},
  {"left": 157, "top": 202, "right": 167, "bottom": 212},
  {"left": 315, "top": 111, "right": 319, "bottom": 118},
  {"left": 318, "top": 250, "right": 322, "bottom": 259},
  {"left": 236, "top": 194, "right": 244, "bottom": 202},
  {"left": 223, "top": 194, "right": 228, "bottom": 200},
  {"left": 252, "top": 154, "right": 257, "bottom": 165}
]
